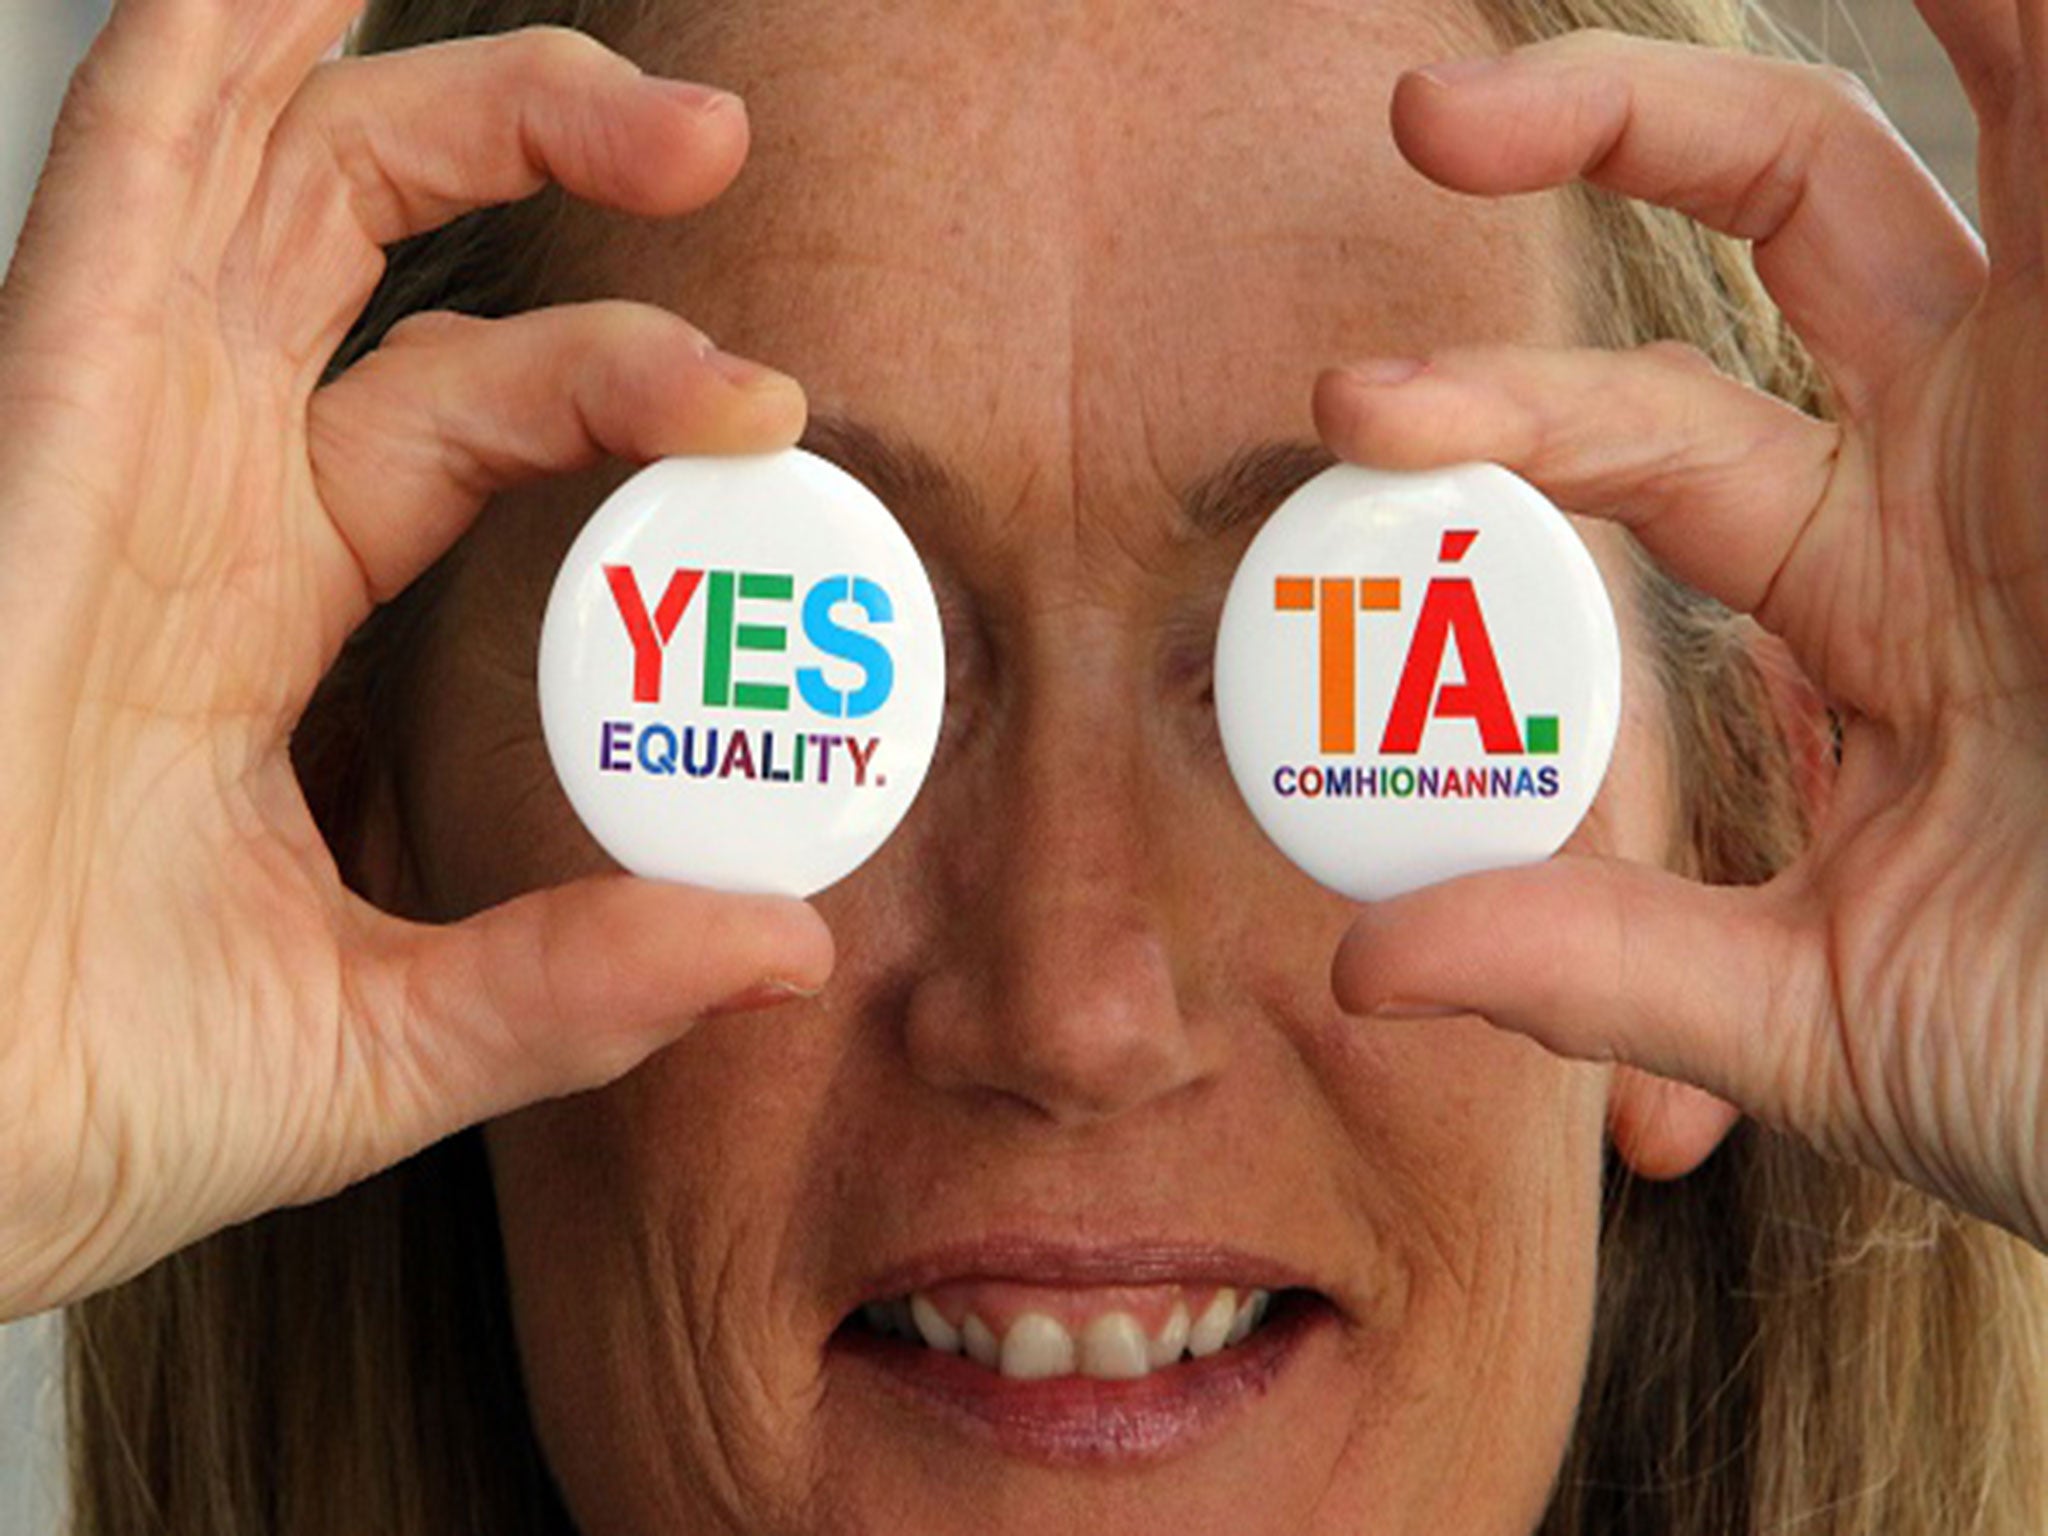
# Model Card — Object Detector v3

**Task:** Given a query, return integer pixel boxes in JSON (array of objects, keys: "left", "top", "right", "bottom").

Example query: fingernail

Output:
[
  {"left": 649, "top": 77, "right": 744, "bottom": 117},
  {"left": 1347, "top": 358, "right": 1428, "bottom": 388},
  {"left": 1415, "top": 55, "right": 1504, "bottom": 88},
  {"left": 1369, "top": 999, "right": 1465, "bottom": 1021},
  {"left": 706, "top": 349, "right": 799, "bottom": 393},
  {"left": 706, "top": 980, "right": 819, "bottom": 1019}
]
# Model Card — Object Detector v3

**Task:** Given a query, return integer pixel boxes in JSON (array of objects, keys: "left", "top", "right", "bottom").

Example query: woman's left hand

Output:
[{"left": 1314, "top": 14, "right": 2048, "bottom": 1249}]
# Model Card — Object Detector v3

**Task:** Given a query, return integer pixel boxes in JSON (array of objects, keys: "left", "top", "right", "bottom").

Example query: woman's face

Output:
[{"left": 397, "top": 2, "right": 1727, "bottom": 1532}]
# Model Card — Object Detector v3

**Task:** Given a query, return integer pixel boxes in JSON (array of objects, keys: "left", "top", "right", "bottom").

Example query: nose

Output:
[{"left": 902, "top": 682, "right": 1218, "bottom": 1126}]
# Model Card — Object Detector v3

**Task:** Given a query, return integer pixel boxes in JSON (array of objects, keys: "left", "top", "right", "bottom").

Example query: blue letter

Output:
[
  {"left": 637, "top": 723, "right": 680, "bottom": 776},
  {"left": 798, "top": 576, "right": 896, "bottom": 718}
]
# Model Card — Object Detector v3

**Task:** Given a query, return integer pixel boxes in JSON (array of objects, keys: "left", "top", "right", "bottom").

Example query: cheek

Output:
[
  {"left": 1292, "top": 993, "right": 1611, "bottom": 1521},
  {"left": 488, "top": 1016, "right": 858, "bottom": 1536}
]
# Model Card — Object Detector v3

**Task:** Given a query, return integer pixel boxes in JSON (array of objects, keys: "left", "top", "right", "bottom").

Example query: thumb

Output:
[
  {"left": 346, "top": 876, "right": 834, "bottom": 1153},
  {"left": 1331, "top": 855, "right": 1827, "bottom": 1130}
]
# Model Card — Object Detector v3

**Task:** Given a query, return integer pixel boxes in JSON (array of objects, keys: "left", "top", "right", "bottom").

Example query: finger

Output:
[
  {"left": 2011, "top": 0, "right": 2048, "bottom": 270},
  {"left": 1330, "top": 856, "right": 1832, "bottom": 1141},
  {"left": 241, "top": 28, "right": 746, "bottom": 347},
  {"left": 6, "top": 0, "right": 363, "bottom": 328},
  {"left": 105, "top": 0, "right": 362, "bottom": 116},
  {"left": 222, "top": 0, "right": 364, "bottom": 123},
  {"left": 1391, "top": 32, "right": 1989, "bottom": 403},
  {"left": 1313, "top": 342, "right": 1848, "bottom": 632},
  {"left": 1916, "top": 0, "right": 2023, "bottom": 111},
  {"left": 3, "top": 0, "right": 236, "bottom": 331},
  {"left": 350, "top": 877, "right": 835, "bottom": 1160},
  {"left": 298, "top": 27, "right": 748, "bottom": 244},
  {"left": 1912, "top": 0, "right": 2040, "bottom": 278},
  {"left": 309, "top": 302, "right": 806, "bottom": 612}
]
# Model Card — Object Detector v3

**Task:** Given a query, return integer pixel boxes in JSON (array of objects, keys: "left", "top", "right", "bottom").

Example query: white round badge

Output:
[
  {"left": 1215, "top": 463, "right": 1621, "bottom": 902},
  {"left": 538, "top": 450, "right": 945, "bottom": 897}
]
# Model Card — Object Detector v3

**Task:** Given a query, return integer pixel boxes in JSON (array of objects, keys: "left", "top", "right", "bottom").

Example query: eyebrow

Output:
[{"left": 800, "top": 413, "right": 1336, "bottom": 539}]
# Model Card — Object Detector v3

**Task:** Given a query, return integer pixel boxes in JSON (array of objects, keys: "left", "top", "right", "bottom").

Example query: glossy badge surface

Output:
[
  {"left": 1215, "top": 463, "right": 1621, "bottom": 902},
  {"left": 538, "top": 450, "right": 945, "bottom": 897}
]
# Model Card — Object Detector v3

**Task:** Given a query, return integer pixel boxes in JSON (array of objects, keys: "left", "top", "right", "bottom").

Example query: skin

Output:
[
  {"left": 392, "top": 4, "right": 1734, "bottom": 1532},
  {"left": 2, "top": 0, "right": 2037, "bottom": 1531}
]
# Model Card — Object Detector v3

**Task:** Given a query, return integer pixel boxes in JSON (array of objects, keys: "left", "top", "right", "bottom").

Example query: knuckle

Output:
[
  {"left": 574, "top": 300, "right": 705, "bottom": 361},
  {"left": 50, "top": 47, "right": 115, "bottom": 138},
  {"left": 579, "top": 297, "right": 648, "bottom": 335},
  {"left": 381, "top": 307, "right": 480, "bottom": 351},
  {"left": 51, "top": 51, "right": 201, "bottom": 179},
  {"left": 1532, "top": 27, "right": 1628, "bottom": 69},
  {"left": 287, "top": 54, "right": 354, "bottom": 118},
  {"left": 496, "top": 24, "right": 620, "bottom": 91},
  {"left": 1795, "top": 62, "right": 1901, "bottom": 157},
  {"left": 1640, "top": 339, "right": 1717, "bottom": 377},
  {"left": 1809, "top": 62, "right": 1884, "bottom": 124}
]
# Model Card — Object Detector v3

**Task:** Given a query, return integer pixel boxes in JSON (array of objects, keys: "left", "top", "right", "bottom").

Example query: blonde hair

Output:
[{"left": 67, "top": 2, "right": 2048, "bottom": 1533}]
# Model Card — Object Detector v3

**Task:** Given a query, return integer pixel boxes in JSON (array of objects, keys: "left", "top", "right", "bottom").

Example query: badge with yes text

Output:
[
  {"left": 538, "top": 450, "right": 945, "bottom": 897},
  {"left": 1215, "top": 463, "right": 1620, "bottom": 901}
]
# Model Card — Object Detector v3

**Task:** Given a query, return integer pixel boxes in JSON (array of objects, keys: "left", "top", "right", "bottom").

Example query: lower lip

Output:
[{"left": 830, "top": 1294, "right": 1333, "bottom": 1464}]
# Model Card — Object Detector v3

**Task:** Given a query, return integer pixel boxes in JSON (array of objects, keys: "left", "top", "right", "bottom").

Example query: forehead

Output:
[{"left": 575, "top": 0, "right": 1579, "bottom": 536}]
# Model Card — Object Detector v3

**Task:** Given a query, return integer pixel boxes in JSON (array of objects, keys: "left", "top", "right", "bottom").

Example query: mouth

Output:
[
  {"left": 828, "top": 1251, "right": 1341, "bottom": 1464},
  {"left": 852, "top": 1280, "right": 1285, "bottom": 1376}
]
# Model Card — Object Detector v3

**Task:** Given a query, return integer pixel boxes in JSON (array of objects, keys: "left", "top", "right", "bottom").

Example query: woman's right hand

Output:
[{"left": 0, "top": 0, "right": 834, "bottom": 1320}]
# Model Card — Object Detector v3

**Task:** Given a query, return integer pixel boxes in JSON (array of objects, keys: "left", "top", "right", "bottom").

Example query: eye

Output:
[
  {"left": 1156, "top": 594, "right": 1221, "bottom": 700},
  {"left": 929, "top": 579, "right": 987, "bottom": 763},
  {"left": 1161, "top": 642, "right": 1215, "bottom": 706},
  {"left": 1156, "top": 625, "right": 1227, "bottom": 764}
]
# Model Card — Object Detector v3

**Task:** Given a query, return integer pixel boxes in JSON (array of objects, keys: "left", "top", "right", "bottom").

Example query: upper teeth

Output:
[{"left": 862, "top": 1287, "right": 1273, "bottom": 1381}]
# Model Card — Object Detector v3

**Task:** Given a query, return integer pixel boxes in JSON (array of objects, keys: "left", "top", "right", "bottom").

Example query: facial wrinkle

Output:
[{"left": 1080, "top": 13, "right": 1194, "bottom": 582}]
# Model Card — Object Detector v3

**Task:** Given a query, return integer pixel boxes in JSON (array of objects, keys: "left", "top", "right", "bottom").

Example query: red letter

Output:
[
  {"left": 605, "top": 566, "right": 704, "bottom": 704},
  {"left": 1380, "top": 578, "right": 1523, "bottom": 755}
]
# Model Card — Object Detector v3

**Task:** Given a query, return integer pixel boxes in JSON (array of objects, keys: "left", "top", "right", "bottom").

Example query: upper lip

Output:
[{"left": 839, "top": 1236, "right": 1334, "bottom": 1323}]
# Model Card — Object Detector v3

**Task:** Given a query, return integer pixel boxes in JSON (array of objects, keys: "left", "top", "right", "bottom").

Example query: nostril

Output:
[{"left": 901, "top": 918, "right": 1214, "bottom": 1124}]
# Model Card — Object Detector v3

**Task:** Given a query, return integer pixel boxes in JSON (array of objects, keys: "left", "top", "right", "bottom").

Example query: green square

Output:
[{"left": 1526, "top": 716, "right": 1560, "bottom": 755}]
